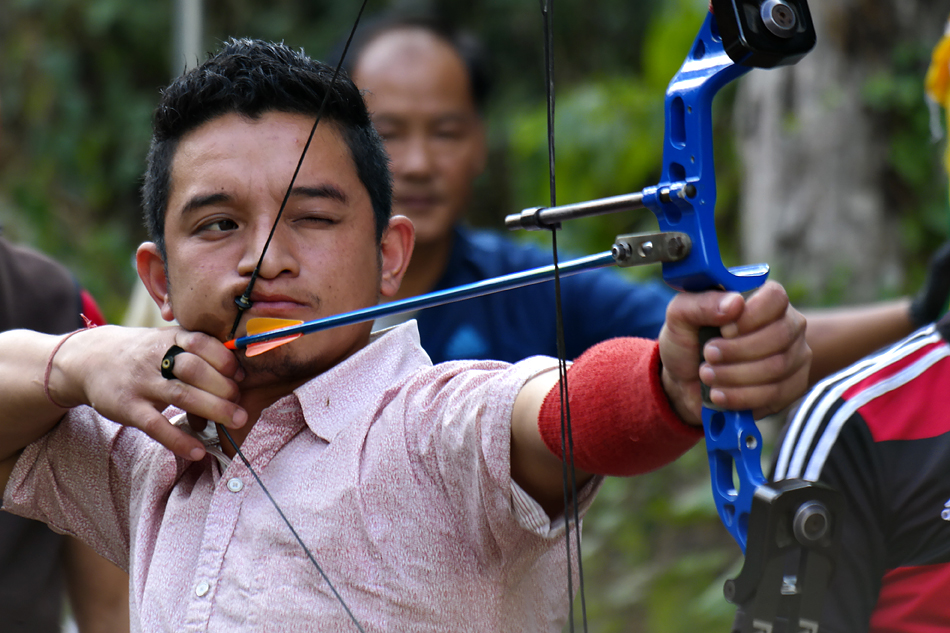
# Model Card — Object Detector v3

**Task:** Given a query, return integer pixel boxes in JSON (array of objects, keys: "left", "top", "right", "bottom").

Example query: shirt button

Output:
[
  {"left": 227, "top": 477, "right": 244, "bottom": 493},
  {"left": 195, "top": 581, "right": 210, "bottom": 597}
]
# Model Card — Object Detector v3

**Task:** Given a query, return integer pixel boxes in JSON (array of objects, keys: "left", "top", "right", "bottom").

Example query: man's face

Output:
[
  {"left": 352, "top": 28, "right": 487, "bottom": 249},
  {"left": 155, "top": 111, "right": 385, "bottom": 383}
]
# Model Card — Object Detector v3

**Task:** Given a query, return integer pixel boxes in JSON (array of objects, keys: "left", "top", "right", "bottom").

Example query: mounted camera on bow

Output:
[{"left": 713, "top": 0, "right": 816, "bottom": 68}]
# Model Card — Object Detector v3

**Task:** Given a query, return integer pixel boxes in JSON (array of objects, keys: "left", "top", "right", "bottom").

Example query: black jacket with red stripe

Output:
[{"left": 774, "top": 315, "right": 950, "bottom": 633}]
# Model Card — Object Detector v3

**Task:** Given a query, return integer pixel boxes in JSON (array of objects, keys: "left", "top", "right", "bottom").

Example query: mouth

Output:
[
  {"left": 243, "top": 292, "right": 311, "bottom": 319},
  {"left": 393, "top": 193, "right": 440, "bottom": 214}
]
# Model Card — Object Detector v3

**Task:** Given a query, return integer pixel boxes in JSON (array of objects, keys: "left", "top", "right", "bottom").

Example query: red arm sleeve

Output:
[{"left": 538, "top": 337, "right": 703, "bottom": 477}]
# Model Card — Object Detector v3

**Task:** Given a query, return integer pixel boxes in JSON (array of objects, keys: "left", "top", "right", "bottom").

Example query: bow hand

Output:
[{"left": 659, "top": 282, "right": 810, "bottom": 426}]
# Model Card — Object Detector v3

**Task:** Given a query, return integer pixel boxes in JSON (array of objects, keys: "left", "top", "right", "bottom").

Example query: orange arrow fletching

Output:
[
  {"left": 230, "top": 317, "right": 304, "bottom": 357},
  {"left": 246, "top": 317, "right": 305, "bottom": 335},
  {"left": 245, "top": 334, "right": 302, "bottom": 357}
]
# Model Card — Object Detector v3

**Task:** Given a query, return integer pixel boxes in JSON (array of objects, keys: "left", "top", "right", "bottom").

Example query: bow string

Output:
[
  {"left": 217, "top": 2, "right": 371, "bottom": 631},
  {"left": 536, "top": 0, "right": 590, "bottom": 630}
]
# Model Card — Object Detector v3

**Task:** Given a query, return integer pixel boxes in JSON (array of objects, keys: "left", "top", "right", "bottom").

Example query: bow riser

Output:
[{"left": 643, "top": 12, "right": 763, "bottom": 294}]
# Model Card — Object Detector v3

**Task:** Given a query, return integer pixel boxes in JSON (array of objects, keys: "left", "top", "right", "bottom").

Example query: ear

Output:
[
  {"left": 135, "top": 242, "right": 176, "bottom": 322},
  {"left": 379, "top": 215, "right": 415, "bottom": 298}
]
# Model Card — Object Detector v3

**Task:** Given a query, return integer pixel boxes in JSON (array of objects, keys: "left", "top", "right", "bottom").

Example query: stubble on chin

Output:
[
  {"left": 236, "top": 323, "right": 373, "bottom": 390},
  {"left": 237, "top": 349, "right": 327, "bottom": 386}
]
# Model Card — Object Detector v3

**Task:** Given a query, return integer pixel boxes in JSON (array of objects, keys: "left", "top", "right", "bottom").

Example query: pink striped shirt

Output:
[{"left": 5, "top": 323, "right": 600, "bottom": 632}]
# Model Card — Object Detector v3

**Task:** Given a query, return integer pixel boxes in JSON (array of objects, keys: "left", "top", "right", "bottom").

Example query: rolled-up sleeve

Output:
[{"left": 3, "top": 406, "right": 140, "bottom": 569}]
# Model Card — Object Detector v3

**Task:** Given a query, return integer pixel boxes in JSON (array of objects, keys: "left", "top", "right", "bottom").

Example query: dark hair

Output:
[
  {"left": 142, "top": 38, "right": 392, "bottom": 256},
  {"left": 338, "top": 13, "right": 492, "bottom": 113}
]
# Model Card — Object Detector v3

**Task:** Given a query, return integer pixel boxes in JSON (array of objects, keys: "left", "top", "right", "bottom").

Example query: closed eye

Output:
[{"left": 295, "top": 214, "right": 339, "bottom": 227}]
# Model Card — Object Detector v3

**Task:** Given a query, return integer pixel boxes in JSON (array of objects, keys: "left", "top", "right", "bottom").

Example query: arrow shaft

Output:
[{"left": 228, "top": 251, "right": 617, "bottom": 349}]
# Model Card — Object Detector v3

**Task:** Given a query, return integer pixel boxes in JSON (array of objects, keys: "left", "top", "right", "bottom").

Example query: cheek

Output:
[
  {"left": 166, "top": 253, "right": 230, "bottom": 305},
  {"left": 304, "top": 238, "right": 379, "bottom": 282},
  {"left": 443, "top": 152, "right": 479, "bottom": 188}
]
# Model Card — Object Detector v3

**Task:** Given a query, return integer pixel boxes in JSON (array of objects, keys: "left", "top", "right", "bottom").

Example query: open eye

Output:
[{"left": 201, "top": 218, "right": 239, "bottom": 232}]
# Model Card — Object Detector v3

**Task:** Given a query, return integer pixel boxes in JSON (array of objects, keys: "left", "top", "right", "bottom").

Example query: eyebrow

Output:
[
  {"left": 289, "top": 184, "right": 348, "bottom": 205},
  {"left": 179, "top": 184, "right": 348, "bottom": 217},
  {"left": 180, "top": 192, "right": 232, "bottom": 217}
]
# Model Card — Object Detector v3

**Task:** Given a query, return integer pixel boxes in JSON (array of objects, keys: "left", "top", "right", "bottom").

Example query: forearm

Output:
[
  {"left": 64, "top": 537, "right": 130, "bottom": 633},
  {"left": 0, "top": 329, "right": 76, "bottom": 462},
  {"left": 803, "top": 299, "right": 914, "bottom": 384},
  {"left": 511, "top": 338, "right": 701, "bottom": 515}
]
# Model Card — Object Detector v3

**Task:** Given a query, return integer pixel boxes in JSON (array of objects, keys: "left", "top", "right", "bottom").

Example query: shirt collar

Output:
[{"left": 292, "top": 320, "right": 431, "bottom": 443}]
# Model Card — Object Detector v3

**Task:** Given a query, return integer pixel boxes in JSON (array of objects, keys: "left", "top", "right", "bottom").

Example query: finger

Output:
[
  {"left": 664, "top": 291, "right": 745, "bottom": 346},
  {"left": 700, "top": 335, "right": 810, "bottom": 388},
  {"left": 160, "top": 377, "right": 246, "bottom": 430},
  {"left": 706, "top": 363, "right": 810, "bottom": 417},
  {"left": 719, "top": 281, "right": 790, "bottom": 339},
  {"left": 175, "top": 330, "right": 244, "bottom": 380},
  {"left": 163, "top": 349, "right": 242, "bottom": 404},
  {"left": 704, "top": 308, "right": 806, "bottom": 365},
  {"left": 130, "top": 405, "right": 208, "bottom": 461}
]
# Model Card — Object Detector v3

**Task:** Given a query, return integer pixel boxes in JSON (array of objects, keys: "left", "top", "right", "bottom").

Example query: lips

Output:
[
  {"left": 394, "top": 191, "right": 440, "bottom": 213},
  {"left": 245, "top": 292, "right": 310, "bottom": 318}
]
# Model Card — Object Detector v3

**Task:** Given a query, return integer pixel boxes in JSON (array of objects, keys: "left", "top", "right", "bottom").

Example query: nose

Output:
[
  {"left": 393, "top": 132, "right": 435, "bottom": 180},
  {"left": 237, "top": 216, "right": 299, "bottom": 279}
]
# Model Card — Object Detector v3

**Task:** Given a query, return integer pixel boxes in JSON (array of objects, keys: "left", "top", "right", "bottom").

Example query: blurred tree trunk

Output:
[{"left": 734, "top": 1, "right": 946, "bottom": 303}]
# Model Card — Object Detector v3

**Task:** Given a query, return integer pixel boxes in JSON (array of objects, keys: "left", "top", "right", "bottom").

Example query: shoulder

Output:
[
  {"left": 775, "top": 326, "right": 950, "bottom": 481},
  {"left": 6, "top": 405, "right": 148, "bottom": 507},
  {"left": 399, "top": 356, "right": 556, "bottom": 406},
  {"left": 383, "top": 356, "right": 561, "bottom": 448},
  {"left": 0, "top": 237, "right": 75, "bottom": 286},
  {"left": 453, "top": 227, "right": 555, "bottom": 275},
  {"left": 0, "top": 237, "right": 82, "bottom": 331}
]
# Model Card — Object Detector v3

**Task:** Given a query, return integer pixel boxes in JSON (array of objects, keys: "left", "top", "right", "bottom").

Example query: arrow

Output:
[{"left": 224, "top": 250, "right": 617, "bottom": 352}]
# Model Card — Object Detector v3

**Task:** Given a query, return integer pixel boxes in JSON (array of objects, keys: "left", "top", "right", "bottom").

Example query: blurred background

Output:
[{"left": 1, "top": 0, "right": 947, "bottom": 630}]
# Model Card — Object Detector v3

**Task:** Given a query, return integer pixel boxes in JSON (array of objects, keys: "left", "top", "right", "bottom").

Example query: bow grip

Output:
[{"left": 699, "top": 325, "right": 765, "bottom": 553}]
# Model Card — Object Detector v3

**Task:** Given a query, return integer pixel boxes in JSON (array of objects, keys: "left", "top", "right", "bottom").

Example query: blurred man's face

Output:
[{"left": 352, "top": 28, "right": 487, "bottom": 249}]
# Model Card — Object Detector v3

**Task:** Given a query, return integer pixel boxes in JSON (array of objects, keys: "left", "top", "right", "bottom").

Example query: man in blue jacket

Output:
[{"left": 347, "top": 16, "right": 673, "bottom": 364}]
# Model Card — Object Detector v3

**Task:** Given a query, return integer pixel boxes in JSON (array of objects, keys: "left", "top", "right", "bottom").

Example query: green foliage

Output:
[
  {"left": 861, "top": 41, "right": 950, "bottom": 295},
  {"left": 1, "top": 0, "right": 170, "bottom": 318},
  {"left": 580, "top": 450, "right": 740, "bottom": 632}
]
